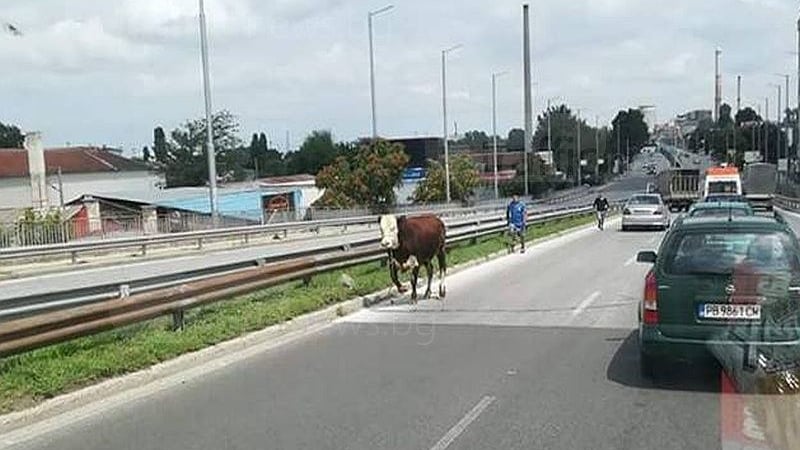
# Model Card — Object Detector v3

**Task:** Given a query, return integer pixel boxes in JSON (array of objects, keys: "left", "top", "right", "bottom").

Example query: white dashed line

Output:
[
  {"left": 572, "top": 291, "right": 601, "bottom": 317},
  {"left": 430, "top": 395, "right": 496, "bottom": 450}
]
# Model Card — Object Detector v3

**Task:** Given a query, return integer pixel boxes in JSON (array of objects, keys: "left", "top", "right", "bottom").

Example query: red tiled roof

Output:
[{"left": 0, "top": 147, "right": 149, "bottom": 178}]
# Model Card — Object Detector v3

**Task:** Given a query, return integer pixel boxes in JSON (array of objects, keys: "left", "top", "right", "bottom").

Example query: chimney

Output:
[{"left": 25, "top": 132, "right": 48, "bottom": 210}]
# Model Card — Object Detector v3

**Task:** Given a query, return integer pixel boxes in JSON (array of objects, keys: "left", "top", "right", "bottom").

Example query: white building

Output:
[{"left": 0, "top": 144, "right": 162, "bottom": 210}]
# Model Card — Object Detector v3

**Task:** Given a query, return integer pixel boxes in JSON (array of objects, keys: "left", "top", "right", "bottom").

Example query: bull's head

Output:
[{"left": 379, "top": 214, "right": 400, "bottom": 249}]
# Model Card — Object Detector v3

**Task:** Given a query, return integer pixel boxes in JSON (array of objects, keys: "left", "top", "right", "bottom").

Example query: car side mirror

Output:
[{"left": 637, "top": 251, "right": 657, "bottom": 264}]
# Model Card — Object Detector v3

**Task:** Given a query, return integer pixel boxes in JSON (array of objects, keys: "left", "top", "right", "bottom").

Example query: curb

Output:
[{"left": 0, "top": 216, "right": 599, "bottom": 435}]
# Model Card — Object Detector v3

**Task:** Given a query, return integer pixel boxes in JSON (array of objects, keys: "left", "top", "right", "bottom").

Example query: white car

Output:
[{"left": 621, "top": 194, "right": 671, "bottom": 231}]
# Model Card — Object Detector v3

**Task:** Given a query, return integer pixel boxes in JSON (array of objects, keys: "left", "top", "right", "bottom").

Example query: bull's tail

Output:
[{"left": 437, "top": 228, "right": 447, "bottom": 301}]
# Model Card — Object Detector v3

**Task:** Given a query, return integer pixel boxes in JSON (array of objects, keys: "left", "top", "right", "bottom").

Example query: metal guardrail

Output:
[
  {"left": 775, "top": 195, "right": 800, "bottom": 211},
  {"left": 0, "top": 198, "right": 592, "bottom": 265},
  {"left": 0, "top": 206, "right": 599, "bottom": 357}
]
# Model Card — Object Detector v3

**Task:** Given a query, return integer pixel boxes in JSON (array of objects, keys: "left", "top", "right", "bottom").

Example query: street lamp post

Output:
[
  {"left": 491, "top": 71, "right": 507, "bottom": 200},
  {"left": 368, "top": 5, "right": 394, "bottom": 139},
  {"left": 441, "top": 44, "right": 462, "bottom": 204},
  {"left": 595, "top": 115, "right": 601, "bottom": 179},
  {"left": 198, "top": 0, "right": 219, "bottom": 221},
  {"left": 576, "top": 109, "right": 582, "bottom": 186}
]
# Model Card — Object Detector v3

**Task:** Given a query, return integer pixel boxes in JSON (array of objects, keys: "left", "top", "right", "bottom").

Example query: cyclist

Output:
[
  {"left": 593, "top": 194, "right": 610, "bottom": 230},
  {"left": 506, "top": 194, "right": 527, "bottom": 253}
]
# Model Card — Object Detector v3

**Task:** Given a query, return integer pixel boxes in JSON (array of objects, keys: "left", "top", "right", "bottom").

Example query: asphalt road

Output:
[
  {"left": 11, "top": 201, "right": 778, "bottom": 450},
  {"left": 0, "top": 166, "right": 652, "bottom": 310}
]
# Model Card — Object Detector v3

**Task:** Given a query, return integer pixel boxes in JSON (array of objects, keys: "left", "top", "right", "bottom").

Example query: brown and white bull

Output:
[{"left": 378, "top": 214, "right": 447, "bottom": 303}]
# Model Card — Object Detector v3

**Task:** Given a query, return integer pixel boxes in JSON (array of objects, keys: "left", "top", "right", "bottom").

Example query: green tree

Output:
[
  {"left": 287, "top": 130, "right": 340, "bottom": 175},
  {"left": 0, "top": 122, "right": 24, "bottom": 148},
  {"left": 735, "top": 107, "right": 761, "bottom": 126},
  {"left": 154, "top": 111, "right": 245, "bottom": 187},
  {"left": 412, "top": 154, "right": 479, "bottom": 204},
  {"left": 507, "top": 128, "right": 525, "bottom": 151},
  {"left": 142, "top": 146, "right": 151, "bottom": 162},
  {"left": 153, "top": 127, "right": 170, "bottom": 163},
  {"left": 609, "top": 109, "right": 650, "bottom": 170},
  {"left": 315, "top": 139, "right": 409, "bottom": 210},
  {"left": 457, "top": 130, "right": 490, "bottom": 149}
]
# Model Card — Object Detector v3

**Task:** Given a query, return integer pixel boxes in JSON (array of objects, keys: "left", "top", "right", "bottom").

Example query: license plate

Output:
[{"left": 698, "top": 303, "right": 761, "bottom": 320}]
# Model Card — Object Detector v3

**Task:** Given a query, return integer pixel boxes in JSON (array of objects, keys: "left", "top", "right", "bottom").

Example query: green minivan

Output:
[{"left": 636, "top": 216, "right": 800, "bottom": 378}]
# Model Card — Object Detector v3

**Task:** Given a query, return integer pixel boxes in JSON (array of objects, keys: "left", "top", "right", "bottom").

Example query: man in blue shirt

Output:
[{"left": 506, "top": 194, "right": 527, "bottom": 253}]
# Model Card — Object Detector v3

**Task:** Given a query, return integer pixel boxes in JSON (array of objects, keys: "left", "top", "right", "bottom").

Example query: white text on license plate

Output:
[{"left": 698, "top": 303, "right": 761, "bottom": 320}]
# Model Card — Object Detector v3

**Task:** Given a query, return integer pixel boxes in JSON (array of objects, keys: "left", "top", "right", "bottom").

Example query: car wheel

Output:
[{"left": 640, "top": 351, "right": 657, "bottom": 379}]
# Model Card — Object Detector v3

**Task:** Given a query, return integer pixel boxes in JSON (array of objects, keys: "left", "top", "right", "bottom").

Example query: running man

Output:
[{"left": 507, "top": 194, "right": 527, "bottom": 253}]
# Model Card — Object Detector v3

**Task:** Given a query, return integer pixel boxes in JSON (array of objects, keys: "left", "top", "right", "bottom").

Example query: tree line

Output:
[
  {"left": 687, "top": 103, "right": 797, "bottom": 168},
  {"left": 0, "top": 103, "right": 649, "bottom": 210}
]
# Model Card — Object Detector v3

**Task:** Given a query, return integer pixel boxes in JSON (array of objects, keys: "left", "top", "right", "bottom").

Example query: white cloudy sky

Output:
[{"left": 0, "top": 0, "right": 797, "bottom": 153}]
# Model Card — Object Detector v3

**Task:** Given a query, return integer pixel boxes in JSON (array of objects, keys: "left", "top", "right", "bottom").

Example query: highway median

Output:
[{"left": 0, "top": 212, "right": 596, "bottom": 415}]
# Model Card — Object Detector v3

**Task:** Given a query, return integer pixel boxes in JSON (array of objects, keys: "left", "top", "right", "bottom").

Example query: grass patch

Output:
[{"left": 0, "top": 213, "right": 595, "bottom": 414}]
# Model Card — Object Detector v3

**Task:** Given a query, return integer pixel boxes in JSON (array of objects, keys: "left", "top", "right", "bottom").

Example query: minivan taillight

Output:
[{"left": 643, "top": 270, "right": 658, "bottom": 325}]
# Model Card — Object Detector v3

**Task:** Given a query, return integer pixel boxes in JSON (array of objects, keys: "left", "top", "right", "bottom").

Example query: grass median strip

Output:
[{"left": 0, "top": 213, "right": 594, "bottom": 414}]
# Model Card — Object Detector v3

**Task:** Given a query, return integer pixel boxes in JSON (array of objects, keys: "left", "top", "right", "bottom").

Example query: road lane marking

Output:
[
  {"left": 572, "top": 291, "right": 601, "bottom": 317},
  {"left": 624, "top": 255, "right": 636, "bottom": 266},
  {"left": 430, "top": 395, "right": 495, "bottom": 450}
]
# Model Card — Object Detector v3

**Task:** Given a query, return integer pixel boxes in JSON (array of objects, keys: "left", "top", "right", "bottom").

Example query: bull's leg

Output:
[
  {"left": 390, "top": 260, "right": 407, "bottom": 294},
  {"left": 423, "top": 261, "right": 433, "bottom": 299},
  {"left": 410, "top": 265, "right": 420, "bottom": 303},
  {"left": 437, "top": 249, "right": 447, "bottom": 300}
]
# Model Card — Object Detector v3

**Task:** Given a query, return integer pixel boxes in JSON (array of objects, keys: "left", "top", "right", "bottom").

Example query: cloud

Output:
[{"left": 0, "top": 0, "right": 797, "bottom": 152}]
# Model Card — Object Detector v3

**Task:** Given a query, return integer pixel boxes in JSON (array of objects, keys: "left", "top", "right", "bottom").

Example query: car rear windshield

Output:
[
  {"left": 707, "top": 181, "right": 738, "bottom": 194},
  {"left": 690, "top": 208, "right": 750, "bottom": 218},
  {"left": 663, "top": 231, "right": 800, "bottom": 275},
  {"left": 629, "top": 196, "right": 660, "bottom": 205}
]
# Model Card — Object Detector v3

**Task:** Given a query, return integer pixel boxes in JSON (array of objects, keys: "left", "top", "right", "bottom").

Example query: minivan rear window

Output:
[
  {"left": 629, "top": 196, "right": 660, "bottom": 205},
  {"left": 663, "top": 231, "right": 800, "bottom": 275}
]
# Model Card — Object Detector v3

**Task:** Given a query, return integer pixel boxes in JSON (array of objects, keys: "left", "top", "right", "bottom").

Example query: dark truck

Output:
[
  {"left": 742, "top": 162, "right": 777, "bottom": 211},
  {"left": 656, "top": 168, "right": 700, "bottom": 211}
]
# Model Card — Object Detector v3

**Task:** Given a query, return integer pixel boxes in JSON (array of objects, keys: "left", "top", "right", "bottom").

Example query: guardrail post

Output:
[
  {"left": 71, "top": 251, "right": 78, "bottom": 265},
  {"left": 302, "top": 275, "right": 313, "bottom": 286},
  {"left": 172, "top": 309, "right": 185, "bottom": 331},
  {"left": 141, "top": 244, "right": 147, "bottom": 257},
  {"left": 119, "top": 284, "right": 131, "bottom": 299},
  {"left": 197, "top": 238, "right": 203, "bottom": 250},
  {"left": 243, "top": 234, "right": 250, "bottom": 245}
]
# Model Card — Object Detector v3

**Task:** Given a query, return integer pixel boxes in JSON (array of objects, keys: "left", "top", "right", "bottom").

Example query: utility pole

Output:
[
  {"left": 595, "top": 115, "right": 600, "bottom": 178},
  {"left": 616, "top": 124, "right": 621, "bottom": 173},
  {"left": 547, "top": 98, "right": 553, "bottom": 162},
  {"left": 576, "top": 109, "right": 582, "bottom": 186},
  {"left": 491, "top": 71, "right": 507, "bottom": 200},
  {"left": 368, "top": 5, "right": 394, "bottom": 139},
  {"left": 714, "top": 48, "right": 722, "bottom": 122},
  {"left": 522, "top": 4, "right": 533, "bottom": 197},
  {"left": 626, "top": 138, "right": 630, "bottom": 171},
  {"left": 766, "top": 97, "right": 770, "bottom": 162},
  {"left": 797, "top": 14, "right": 800, "bottom": 169},
  {"left": 198, "top": 0, "right": 219, "bottom": 221},
  {"left": 736, "top": 75, "right": 741, "bottom": 114},
  {"left": 441, "top": 44, "right": 461, "bottom": 204}
]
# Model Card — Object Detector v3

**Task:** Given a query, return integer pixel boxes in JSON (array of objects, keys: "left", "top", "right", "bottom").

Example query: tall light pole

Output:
[
  {"left": 198, "top": 0, "right": 219, "bottom": 221},
  {"left": 368, "top": 5, "right": 394, "bottom": 139},
  {"left": 441, "top": 44, "right": 462, "bottom": 204},
  {"left": 491, "top": 71, "right": 508, "bottom": 200},
  {"left": 714, "top": 48, "right": 722, "bottom": 122},
  {"left": 522, "top": 4, "right": 533, "bottom": 197},
  {"left": 766, "top": 96, "right": 770, "bottom": 162},
  {"left": 595, "top": 115, "right": 601, "bottom": 179},
  {"left": 775, "top": 73, "right": 790, "bottom": 171},
  {"left": 576, "top": 109, "right": 582, "bottom": 186}
]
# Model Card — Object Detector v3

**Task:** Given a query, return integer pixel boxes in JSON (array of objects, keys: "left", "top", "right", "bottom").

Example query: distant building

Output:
[
  {"left": 385, "top": 136, "right": 443, "bottom": 168},
  {"left": 675, "top": 109, "right": 713, "bottom": 136},
  {"left": 0, "top": 145, "right": 162, "bottom": 209}
]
